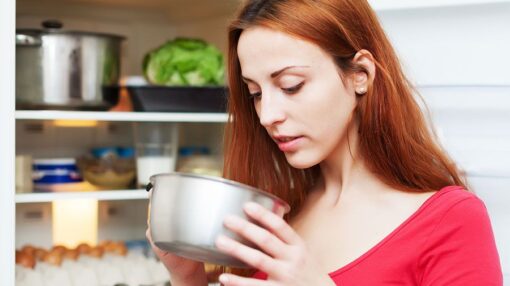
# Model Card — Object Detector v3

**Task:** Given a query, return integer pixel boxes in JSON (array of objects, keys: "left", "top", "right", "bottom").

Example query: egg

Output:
[
  {"left": 103, "top": 241, "right": 127, "bottom": 256},
  {"left": 63, "top": 249, "right": 79, "bottom": 260},
  {"left": 43, "top": 250, "right": 63, "bottom": 266},
  {"left": 87, "top": 246, "right": 104, "bottom": 258},
  {"left": 76, "top": 243, "right": 92, "bottom": 255},
  {"left": 20, "top": 245, "right": 36, "bottom": 257},
  {"left": 52, "top": 245, "right": 67, "bottom": 255},
  {"left": 102, "top": 241, "right": 116, "bottom": 253},
  {"left": 111, "top": 242, "right": 127, "bottom": 256},
  {"left": 34, "top": 248, "right": 48, "bottom": 261},
  {"left": 16, "top": 250, "right": 36, "bottom": 269}
]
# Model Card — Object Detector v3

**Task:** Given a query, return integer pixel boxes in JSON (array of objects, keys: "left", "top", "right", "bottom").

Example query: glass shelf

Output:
[
  {"left": 15, "top": 110, "right": 228, "bottom": 123},
  {"left": 15, "top": 190, "right": 148, "bottom": 203}
]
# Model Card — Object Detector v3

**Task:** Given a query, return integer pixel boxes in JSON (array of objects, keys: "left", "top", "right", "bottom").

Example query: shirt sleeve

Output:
[{"left": 418, "top": 196, "right": 503, "bottom": 286}]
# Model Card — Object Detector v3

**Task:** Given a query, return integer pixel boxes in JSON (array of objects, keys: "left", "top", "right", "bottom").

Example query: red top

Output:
[{"left": 253, "top": 186, "right": 503, "bottom": 285}]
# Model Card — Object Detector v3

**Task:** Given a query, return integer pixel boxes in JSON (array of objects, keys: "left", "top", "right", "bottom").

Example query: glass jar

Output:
[{"left": 134, "top": 122, "right": 178, "bottom": 187}]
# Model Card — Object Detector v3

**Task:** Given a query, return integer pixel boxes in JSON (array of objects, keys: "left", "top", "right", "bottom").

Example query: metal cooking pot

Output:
[
  {"left": 147, "top": 172, "right": 290, "bottom": 268},
  {"left": 16, "top": 20, "right": 124, "bottom": 110}
]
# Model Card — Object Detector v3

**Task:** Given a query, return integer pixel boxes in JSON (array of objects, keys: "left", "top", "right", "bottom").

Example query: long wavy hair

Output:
[
  {"left": 221, "top": 0, "right": 466, "bottom": 278},
  {"left": 224, "top": 0, "right": 466, "bottom": 215}
]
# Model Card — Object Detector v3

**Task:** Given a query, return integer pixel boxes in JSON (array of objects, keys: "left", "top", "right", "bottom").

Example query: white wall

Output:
[{"left": 377, "top": 2, "right": 510, "bottom": 86}]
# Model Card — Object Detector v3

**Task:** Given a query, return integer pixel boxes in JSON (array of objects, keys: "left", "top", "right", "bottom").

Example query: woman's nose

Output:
[{"left": 258, "top": 93, "right": 286, "bottom": 127}]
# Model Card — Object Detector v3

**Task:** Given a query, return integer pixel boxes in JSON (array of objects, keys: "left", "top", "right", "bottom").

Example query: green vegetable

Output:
[
  {"left": 102, "top": 47, "right": 119, "bottom": 84},
  {"left": 143, "top": 38, "right": 225, "bottom": 86}
]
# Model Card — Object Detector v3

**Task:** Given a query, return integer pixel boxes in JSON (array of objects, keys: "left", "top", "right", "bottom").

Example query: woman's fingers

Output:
[
  {"left": 146, "top": 228, "right": 157, "bottom": 249},
  {"left": 243, "top": 202, "right": 300, "bottom": 245},
  {"left": 218, "top": 273, "right": 276, "bottom": 286},
  {"left": 223, "top": 214, "right": 288, "bottom": 259},
  {"left": 146, "top": 228, "right": 168, "bottom": 258},
  {"left": 215, "top": 234, "right": 279, "bottom": 276}
]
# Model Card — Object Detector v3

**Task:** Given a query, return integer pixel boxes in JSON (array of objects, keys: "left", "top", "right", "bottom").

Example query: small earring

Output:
[{"left": 356, "top": 87, "right": 367, "bottom": 95}]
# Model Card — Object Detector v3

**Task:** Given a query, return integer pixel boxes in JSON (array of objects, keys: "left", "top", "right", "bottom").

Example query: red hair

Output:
[{"left": 224, "top": 0, "right": 466, "bottom": 218}]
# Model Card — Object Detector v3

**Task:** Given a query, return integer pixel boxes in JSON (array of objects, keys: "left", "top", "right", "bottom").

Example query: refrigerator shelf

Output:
[
  {"left": 15, "top": 190, "right": 148, "bottom": 203},
  {"left": 15, "top": 110, "right": 228, "bottom": 123}
]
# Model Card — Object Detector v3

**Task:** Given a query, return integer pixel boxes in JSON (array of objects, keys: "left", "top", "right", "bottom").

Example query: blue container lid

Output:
[
  {"left": 117, "top": 147, "right": 135, "bottom": 158},
  {"left": 92, "top": 147, "right": 118, "bottom": 159},
  {"left": 179, "top": 146, "right": 210, "bottom": 156}
]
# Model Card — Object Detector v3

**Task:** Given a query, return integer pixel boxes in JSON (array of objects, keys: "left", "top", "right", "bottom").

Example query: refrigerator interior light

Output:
[
  {"left": 53, "top": 120, "right": 98, "bottom": 127},
  {"left": 52, "top": 199, "right": 98, "bottom": 248}
]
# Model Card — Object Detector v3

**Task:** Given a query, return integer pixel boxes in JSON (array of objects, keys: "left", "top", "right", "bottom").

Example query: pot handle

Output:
[
  {"left": 145, "top": 182, "right": 153, "bottom": 192},
  {"left": 15, "top": 34, "right": 42, "bottom": 46},
  {"left": 42, "top": 19, "right": 63, "bottom": 30}
]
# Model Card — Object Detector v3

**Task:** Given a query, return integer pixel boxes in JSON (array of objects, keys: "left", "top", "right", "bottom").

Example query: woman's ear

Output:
[{"left": 351, "top": 49, "right": 376, "bottom": 95}]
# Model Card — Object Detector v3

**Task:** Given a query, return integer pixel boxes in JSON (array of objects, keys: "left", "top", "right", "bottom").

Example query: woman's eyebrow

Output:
[{"left": 242, "top": 65, "right": 310, "bottom": 83}]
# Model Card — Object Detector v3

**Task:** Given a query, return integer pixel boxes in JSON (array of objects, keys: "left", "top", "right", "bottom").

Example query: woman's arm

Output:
[{"left": 169, "top": 264, "right": 208, "bottom": 286}]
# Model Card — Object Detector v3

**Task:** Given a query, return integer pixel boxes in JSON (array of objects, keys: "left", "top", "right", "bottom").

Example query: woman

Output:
[{"left": 148, "top": 0, "right": 503, "bottom": 285}]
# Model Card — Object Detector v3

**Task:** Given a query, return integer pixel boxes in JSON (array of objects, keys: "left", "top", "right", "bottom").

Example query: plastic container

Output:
[
  {"left": 33, "top": 159, "right": 83, "bottom": 185},
  {"left": 32, "top": 158, "right": 83, "bottom": 192}
]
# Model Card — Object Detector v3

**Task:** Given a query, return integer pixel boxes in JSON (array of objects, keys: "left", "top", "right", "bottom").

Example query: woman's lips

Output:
[{"left": 276, "top": 136, "right": 304, "bottom": 152}]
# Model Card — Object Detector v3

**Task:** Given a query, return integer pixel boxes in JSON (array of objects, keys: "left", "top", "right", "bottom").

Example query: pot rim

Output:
[
  {"left": 150, "top": 172, "right": 291, "bottom": 214},
  {"left": 16, "top": 28, "right": 125, "bottom": 40}
]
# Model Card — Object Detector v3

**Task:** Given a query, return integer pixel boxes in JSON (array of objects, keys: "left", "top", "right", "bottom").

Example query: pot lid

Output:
[{"left": 16, "top": 19, "right": 125, "bottom": 40}]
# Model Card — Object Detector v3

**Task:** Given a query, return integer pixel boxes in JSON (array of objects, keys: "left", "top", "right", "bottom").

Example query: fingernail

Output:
[
  {"left": 216, "top": 235, "right": 229, "bottom": 249},
  {"left": 223, "top": 215, "right": 240, "bottom": 227},
  {"left": 219, "top": 274, "right": 229, "bottom": 283},
  {"left": 244, "top": 202, "right": 259, "bottom": 213}
]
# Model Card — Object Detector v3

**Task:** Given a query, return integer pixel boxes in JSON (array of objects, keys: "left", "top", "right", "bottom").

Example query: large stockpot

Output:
[
  {"left": 16, "top": 20, "right": 124, "bottom": 110},
  {"left": 147, "top": 172, "right": 290, "bottom": 268}
]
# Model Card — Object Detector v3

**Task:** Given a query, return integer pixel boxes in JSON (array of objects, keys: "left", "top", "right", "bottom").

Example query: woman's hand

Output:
[
  {"left": 146, "top": 228, "right": 207, "bottom": 286},
  {"left": 215, "top": 202, "right": 336, "bottom": 286}
]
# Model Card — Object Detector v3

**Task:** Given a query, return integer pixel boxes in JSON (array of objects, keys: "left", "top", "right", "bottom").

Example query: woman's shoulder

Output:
[
  {"left": 404, "top": 185, "right": 491, "bottom": 238},
  {"left": 424, "top": 185, "right": 485, "bottom": 213},
  {"left": 417, "top": 186, "right": 502, "bottom": 284},
  {"left": 419, "top": 185, "right": 492, "bottom": 235}
]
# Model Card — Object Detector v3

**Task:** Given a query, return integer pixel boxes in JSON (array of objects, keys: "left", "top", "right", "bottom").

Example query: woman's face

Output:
[{"left": 237, "top": 26, "right": 359, "bottom": 169}]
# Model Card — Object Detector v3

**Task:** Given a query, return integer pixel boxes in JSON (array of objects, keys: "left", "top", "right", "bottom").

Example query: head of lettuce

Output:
[{"left": 143, "top": 38, "right": 225, "bottom": 86}]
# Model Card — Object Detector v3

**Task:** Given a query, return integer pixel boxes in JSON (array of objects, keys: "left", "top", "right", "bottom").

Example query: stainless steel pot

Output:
[
  {"left": 147, "top": 172, "right": 290, "bottom": 268},
  {"left": 16, "top": 20, "right": 124, "bottom": 110}
]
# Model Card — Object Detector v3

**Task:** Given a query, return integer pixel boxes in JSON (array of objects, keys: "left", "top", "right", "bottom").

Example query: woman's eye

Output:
[
  {"left": 248, "top": 92, "right": 262, "bottom": 100},
  {"left": 282, "top": 82, "right": 304, "bottom": 94},
  {"left": 247, "top": 81, "right": 304, "bottom": 100}
]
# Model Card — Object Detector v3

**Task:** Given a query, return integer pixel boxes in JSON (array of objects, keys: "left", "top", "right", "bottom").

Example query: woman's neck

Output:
[{"left": 317, "top": 122, "right": 391, "bottom": 206}]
